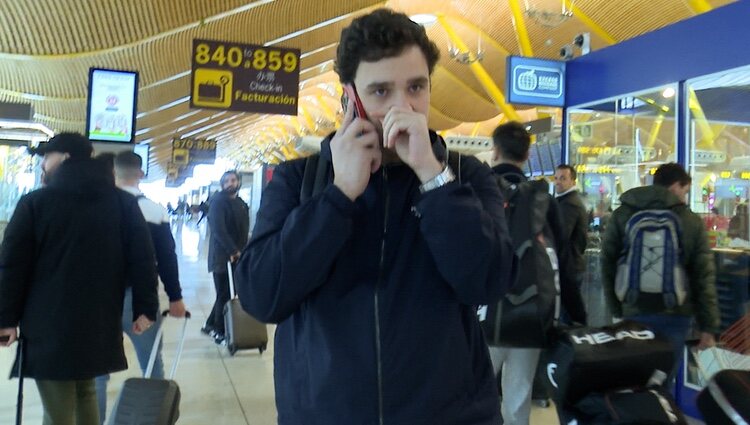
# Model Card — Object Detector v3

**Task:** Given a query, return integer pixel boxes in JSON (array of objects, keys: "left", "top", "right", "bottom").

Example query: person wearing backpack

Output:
[
  {"left": 602, "top": 162, "right": 719, "bottom": 390},
  {"left": 485, "top": 122, "right": 586, "bottom": 425}
]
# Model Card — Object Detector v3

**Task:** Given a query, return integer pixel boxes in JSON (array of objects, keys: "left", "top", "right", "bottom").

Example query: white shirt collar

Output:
[
  {"left": 555, "top": 186, "right": 578, "bottom": 198},
  {"left": 120, "top": 185, "right": 142, "bottom": 196}
]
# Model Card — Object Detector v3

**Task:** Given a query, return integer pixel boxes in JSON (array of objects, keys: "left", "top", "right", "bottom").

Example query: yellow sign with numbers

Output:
[{"left": 190, "top": 39, "right": 301, "bottom": 115}]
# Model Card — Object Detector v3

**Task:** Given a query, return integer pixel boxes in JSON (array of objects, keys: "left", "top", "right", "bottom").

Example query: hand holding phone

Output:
[
  {"left": 330, "top": 83, "right": 381, "bottom": 201},
  {"left": 343, "top": 84, "right": 367, "bottom": 119}
]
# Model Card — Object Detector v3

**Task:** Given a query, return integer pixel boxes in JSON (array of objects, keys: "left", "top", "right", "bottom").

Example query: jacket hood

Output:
[
  {"left": 319, "top": 129, "right": 449, "bottom": 163},
  {"left": 48, "top": 158, "right": 115, "bottom": 198},
  {"left": 620, "top": 185, "right": 683, "bottom": 210},
  {"left": 491, "top": 163, "right": 526, "bottom": 183}
]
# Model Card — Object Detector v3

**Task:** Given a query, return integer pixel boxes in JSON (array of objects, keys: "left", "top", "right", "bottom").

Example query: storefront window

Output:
[
  {"left": 686, "top": 65, "right": 750, "bottom": 248},
  {"left": 566, "top": 85, "right": 678, "bottom": 227}
]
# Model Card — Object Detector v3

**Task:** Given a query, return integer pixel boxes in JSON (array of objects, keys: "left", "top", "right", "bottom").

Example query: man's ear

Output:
[{"left": 62, "top": 153, "right": 71, "bottom": 161}]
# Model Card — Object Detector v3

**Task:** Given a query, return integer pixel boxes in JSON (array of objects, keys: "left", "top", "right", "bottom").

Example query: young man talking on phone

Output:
[{"left": 235, "top": 9, "right": 516, "bottom": 425}]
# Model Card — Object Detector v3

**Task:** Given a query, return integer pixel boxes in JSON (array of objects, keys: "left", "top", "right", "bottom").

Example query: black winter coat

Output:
[
  {"left": 207, "top": 191, "right": 249, "bottom": 274},
  {"left": 0, "top": 158, "right": 159, "bottom": 380},
  {"left": 237, "top": 133, "right": 517, "bottom": 425},
  {"left": 556, "top": 189, "right": 589, "bottom": 275}
]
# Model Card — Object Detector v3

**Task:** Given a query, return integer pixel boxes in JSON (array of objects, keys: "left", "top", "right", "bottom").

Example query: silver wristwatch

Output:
[{"left": 419, "top": 165, "right": 456, "bottom": 194}]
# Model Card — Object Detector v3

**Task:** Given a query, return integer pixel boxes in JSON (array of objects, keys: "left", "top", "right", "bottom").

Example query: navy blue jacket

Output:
[{"left": 237, "top": 133, "right": 516, "bottom": 425}]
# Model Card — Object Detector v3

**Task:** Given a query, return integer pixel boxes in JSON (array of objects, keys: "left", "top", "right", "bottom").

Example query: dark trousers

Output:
[{"left": 207, "top": 271, "right": 231, "bottom": 335}]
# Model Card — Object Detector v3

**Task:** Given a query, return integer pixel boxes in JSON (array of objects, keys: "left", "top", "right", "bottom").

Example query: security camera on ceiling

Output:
[
  {"left": 559, "top": 44, "right": 574, "bottom": 60},
  {"left": 574, "top": 33, "right": 591, "bottom": 55}
]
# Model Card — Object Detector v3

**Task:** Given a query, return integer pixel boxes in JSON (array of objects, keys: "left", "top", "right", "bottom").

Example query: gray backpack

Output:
[{"left": 615, "top": 209, "right": 688, "bottom": 309}]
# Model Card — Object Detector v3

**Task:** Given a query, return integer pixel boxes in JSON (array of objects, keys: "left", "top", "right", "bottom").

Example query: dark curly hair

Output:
[{"left": 335, "top": 8, "right": 440, "bottom": 84}]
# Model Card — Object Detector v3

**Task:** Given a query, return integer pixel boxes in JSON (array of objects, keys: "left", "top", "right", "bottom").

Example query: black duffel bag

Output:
[
  {"left": 697, "top": 369, "right": 750, "bottom": 425},
  {"left": 544, "top": 320, "right": 674, "bottom": 407},
  {"left": 568, "top": 387, "right": 688, "bottom": 425}
]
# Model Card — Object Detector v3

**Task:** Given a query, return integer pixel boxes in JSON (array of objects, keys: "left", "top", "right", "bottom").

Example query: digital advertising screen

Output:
[
  {"left": 86, "top": 68, "right": 139, "bottom": 143},
  {"left": 133, "top": 144, "right": 149, "bottom": 176}
]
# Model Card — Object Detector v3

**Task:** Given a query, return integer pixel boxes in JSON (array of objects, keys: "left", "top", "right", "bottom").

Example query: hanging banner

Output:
[
  {"left": 171, "top": 137, "right": 217, "bottom": 166},
  {"left": 190, "top": 39, "right": 301, "bottom": 115}
]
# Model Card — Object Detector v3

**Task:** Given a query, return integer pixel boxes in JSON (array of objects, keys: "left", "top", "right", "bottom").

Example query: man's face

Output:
[
  {"left": 41, "top": 151, "right": 69, "bottom": 185},
  {"left": 352, "top": 45, "right": 431, "bottom": 145},
  {"left": 669, "top": 182, "right": 691, "bottom": 203},
  {"left": 554, "top": 168, "right": 576, "bottom": 194},
  {"left": 222, "top": 174, "right": 240, "bottom": 194}
]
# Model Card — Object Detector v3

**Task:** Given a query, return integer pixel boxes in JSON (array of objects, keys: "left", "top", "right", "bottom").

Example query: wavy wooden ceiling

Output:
[{"left": 0, "top": 0, "right": 735, "bottom": 179}]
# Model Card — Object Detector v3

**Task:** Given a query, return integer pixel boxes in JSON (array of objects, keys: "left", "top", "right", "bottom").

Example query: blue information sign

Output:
[{"left": 506, "top": 56, "right": 565, "bottom": 107}]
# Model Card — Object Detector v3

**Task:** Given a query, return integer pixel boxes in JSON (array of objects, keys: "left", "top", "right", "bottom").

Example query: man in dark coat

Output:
[
  {"left": 202, "top": 170, "right": 249, "bottom": 344},
  {"left": 554, "top": 164, "right": 589, "bottom": 322},
  {"left": 0, "top": 133, "right": 159, "bottom": 425},
  {"left": 235, "top": 9, "right": 517, "bottom": 425}
]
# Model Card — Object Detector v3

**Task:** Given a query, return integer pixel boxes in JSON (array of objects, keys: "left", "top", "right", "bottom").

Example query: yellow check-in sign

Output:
[{"left": 193, "top": 69, "right": 233, "bottom": 108}]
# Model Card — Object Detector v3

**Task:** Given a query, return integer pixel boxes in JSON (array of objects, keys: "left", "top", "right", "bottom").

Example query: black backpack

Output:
[{"left": 481, "top": 174, "right": 560, "bottom": 348}]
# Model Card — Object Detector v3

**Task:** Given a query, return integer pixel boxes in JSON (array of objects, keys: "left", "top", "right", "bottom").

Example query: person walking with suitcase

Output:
[
  {"left": 602, "top": 162, "right": 720, "bottom": 390},
  {"left": 485, "top": 122, "right": 586, "bottom": 425},
  {"left": 94, "top": 151, "right": 188, "bottom": 423},
  {"left": 0, "top": 133, "right": 158, "bottom": 425},
  {"left": 202, "top": 170, "right": 249, "bottom": 345}
]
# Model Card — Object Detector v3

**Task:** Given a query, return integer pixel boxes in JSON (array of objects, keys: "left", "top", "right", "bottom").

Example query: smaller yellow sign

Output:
[
  {"left": 192, "top": 68, "right": 233, "bottom": 108},
  {"left": 720, "top": 171, "right": 732, "bottom": 179}
]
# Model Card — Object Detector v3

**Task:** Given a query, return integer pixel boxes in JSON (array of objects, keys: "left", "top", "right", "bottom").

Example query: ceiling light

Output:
[
  {"left": 410, "top": 14, "right": 437, "bottom": 26},
  {"left": 662, "top": 87, "right": 676, "bottom": 98}
]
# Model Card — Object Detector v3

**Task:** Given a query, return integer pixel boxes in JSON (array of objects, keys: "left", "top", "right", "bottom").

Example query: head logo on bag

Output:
[
  {"left": 570, "top": 329, "right": 656, "bottom": 345},
  {"left": 615, "top": 209, "right": 688, "bottom": 309}
]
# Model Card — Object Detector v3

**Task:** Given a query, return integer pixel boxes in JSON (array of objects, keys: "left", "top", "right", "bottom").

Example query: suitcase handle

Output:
[
  {"left": 144, "top": 310, "right": 191, "bottom": 380},
  {"left": 15, "top": 336, "right": 23, "bottom": 425},
  {"left": 228, "top": 261, "right": 237, "bottom": 299}
]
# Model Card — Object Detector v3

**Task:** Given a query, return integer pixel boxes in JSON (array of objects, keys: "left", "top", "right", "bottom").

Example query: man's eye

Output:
[
  {"left": 374, "top": 88, "right": 387, "bottom": 96},
  {"left": 409, "top": 84, "right": 425, "bottom": 92}
]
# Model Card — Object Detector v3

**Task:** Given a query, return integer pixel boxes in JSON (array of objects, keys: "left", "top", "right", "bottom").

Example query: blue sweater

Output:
[{"left": 236, "top": 135, "right": 516, "bottom": 425}]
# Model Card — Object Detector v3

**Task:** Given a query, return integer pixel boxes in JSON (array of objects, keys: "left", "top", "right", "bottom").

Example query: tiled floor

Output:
[{"left": 0, "top": 220, "right": 563, "bottom": 424}]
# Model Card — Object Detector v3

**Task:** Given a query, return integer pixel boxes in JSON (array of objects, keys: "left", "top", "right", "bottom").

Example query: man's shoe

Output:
[
  {"left": 213, "top": 332, "right": 226, "bottom": 345},
  {"left": 200, "top": 324, "right": 215, "bottom": 336}
]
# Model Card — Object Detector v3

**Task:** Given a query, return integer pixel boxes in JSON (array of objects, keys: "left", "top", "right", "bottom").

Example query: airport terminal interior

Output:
[{"left": 1, "top": 0, "right": 749, "bottom": 424}]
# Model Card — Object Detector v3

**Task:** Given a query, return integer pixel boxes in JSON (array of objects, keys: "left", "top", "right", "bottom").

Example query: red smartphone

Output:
[{"left": 343, "top": 84, "right": 367, "bottom": 119}]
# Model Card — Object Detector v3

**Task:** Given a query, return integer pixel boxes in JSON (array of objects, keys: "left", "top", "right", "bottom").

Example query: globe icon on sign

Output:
[{"left": 518, "top": 70, "right": 538, "bottom": 91}]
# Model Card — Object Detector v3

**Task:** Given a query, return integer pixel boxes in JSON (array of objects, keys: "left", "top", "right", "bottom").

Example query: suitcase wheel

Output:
[
  {"left": 259, "top": 343, "right": 267, "bottom": 355},
  {"left": 228, "top": 344, "right": 238, "bottom": 356}
]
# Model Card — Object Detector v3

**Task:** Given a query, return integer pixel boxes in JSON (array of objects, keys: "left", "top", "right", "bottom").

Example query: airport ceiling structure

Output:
[{"left": 0, "top": 0, "right": 735, "bottom": 180}]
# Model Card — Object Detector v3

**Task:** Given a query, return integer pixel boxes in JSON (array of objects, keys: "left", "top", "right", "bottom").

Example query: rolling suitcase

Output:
[
  {"left": 697, "top": 369, "right": 750, "bottom": 424},
  {"left": 224, "top": 261, "right": 268, "bottom": 355},
  {"left": 108, "top": 311, "right": 191, "bottom": 425}
]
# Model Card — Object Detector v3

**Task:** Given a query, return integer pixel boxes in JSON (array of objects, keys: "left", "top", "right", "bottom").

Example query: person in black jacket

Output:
[
  {"left": 554, "top": 164, "right": 589, "bottom": 322},
  {"left": 94, "top": 151, "right": 188, "bottom": 423},
  {"left": 235, "top": 9, "right": 516, "bottom": 425},
  {"left": 0, "top": 133, "right": 158, "bottom": 425},
  {"left": 203, "top": 170, "right": 249, "bottom": 344},
  {"left": 488, "top": 122, "right": 586, "bottom": 425}
]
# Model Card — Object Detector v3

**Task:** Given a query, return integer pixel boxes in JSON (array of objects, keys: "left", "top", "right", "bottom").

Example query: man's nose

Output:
[{"left": 390, "top": 91, "right": 413, "bottom": 110}]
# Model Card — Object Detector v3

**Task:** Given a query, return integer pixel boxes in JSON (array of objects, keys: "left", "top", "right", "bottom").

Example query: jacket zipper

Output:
[{"left": 375, "top": 166, "right": 389, "bottom": 425}]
